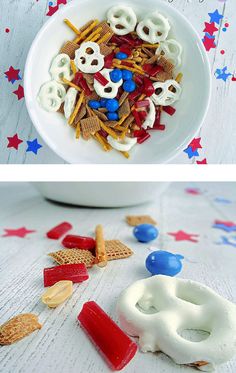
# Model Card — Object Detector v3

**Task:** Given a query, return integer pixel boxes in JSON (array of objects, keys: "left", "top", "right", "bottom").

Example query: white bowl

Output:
[
  {"left": 33, "top": 182, "right": 170, "bottom": 207},
  {"left": 24, "top": 0, "right": 211, "bottom": 164}
]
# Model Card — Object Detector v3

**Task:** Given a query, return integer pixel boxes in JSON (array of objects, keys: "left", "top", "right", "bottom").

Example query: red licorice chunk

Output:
[
  {"left": 44, "top": 264, "right": 89, "bottom": 287},
  {"left": 135, "top": 100, "right": 150, "bottom": 109},
  {"left": 132, "top": 110, "right": 142, "bottom": 127},
  {"left": 163, "top": 106, "right": 176, "bottom": 116},
  {"left": 137, "top": 132, "right": 151, "bottom": 144},
  {"left": 62, "top": 234, "right": 96, "bottom": 250},
  {"left": 46, "top": 222, "right": 72, "bottom": 240},
  {"left": 94, "top": 72, "right": 109, "bottom": 86},
  {"left": 143, "top": 77, "right": 155, "bottom": 97}
]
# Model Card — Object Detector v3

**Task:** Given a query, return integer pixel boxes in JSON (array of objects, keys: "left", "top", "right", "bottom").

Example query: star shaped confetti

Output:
[
  {"left": 188, "top": 138, "right": 202, "bottom": 152},
  {"left": 26, "top": 139, "right": 42, "bottom": 155},
  {"left": 208, "top": 10, "right": 223, "bottom": 25},
  {"left": 168, "top": 230, "right": 199, "bottom": 243},
  {"left": 217, "top": 236, "right": 236, "bottom": 248},
  {"left": 215, "top": 67, "right": 232, "bottom": 82},
  {"left": 196, "top": 159, "right": 207, "bottom": 164},
  {"left": 213, "top": 220, "right": 236, "bottom": 232},
  {"left": 183, "top": 146, "right": 199, "bottom": 159},
  {"left": 185, "top": 188, "right": 201, "bottom": 195},
  {"left": 7, "top": 134, "right": 23, "bottom": 150},
  {"left": 2, "top": 227, "right": 36, "bottom": 238},
  {"left": 13, "top": 85, "right": 24, "bottom": 100},
  {"left": 203, "top": 35, "right": 216, "bottom": 52},
  {"left": 214, "top": 197, "right": 232, "bottom": 204},
  {"left": 4, "top": 66, "right": 21, "bottom": 84},
  {"left": 203, "top": 22, "right": 218, "bottom": 35}
]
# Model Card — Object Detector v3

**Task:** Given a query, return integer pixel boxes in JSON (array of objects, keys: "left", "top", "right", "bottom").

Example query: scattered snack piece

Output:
[
  {"left": 62, "top": 234, "right": 96, "bottom": 250},
  {"left": 41, "top": 280, "right": 73, "bottom": 308},
  {"left": 81, "top": 117, "right": 101, "bottom": 139},
  {"left": 78, "top": 301, "right": 138, "bottom": 370},
  {"left": 44, "top": 263, "right": 89, "bottom": 286},
  {"left": 60, "top": 41, "right": 79, "bottom": 59},
  {"left": 157, "top": 55, "right": 174, "bottom": 74},
  {"left": 49, "top": 249, "right": 95, "bottom": 267},
  {"left": 99, "top": 44, "right": 114, "bottom": 57},
  {"left": 46, "top": 222, "right": 72, "bottom": 240},
  {"left": 126, "top": 215, "right": 157, "bottom": 226},
  {"left": 119, "top": 91, "right": 129, "bottom": 106},
  {"left": 105, "top": 240, "right": 133, "bottom": 260},
  {"left": 95, "top": 224, "right": 107, "bottom": 267},
  {"left": 118, "top": 99, "right": 130, "bottom": 118},
  {"left": 0, "top": 314, "right": 42, "bottom": 345}
]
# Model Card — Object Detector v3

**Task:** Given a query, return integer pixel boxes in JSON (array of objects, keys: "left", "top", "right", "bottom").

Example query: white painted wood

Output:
[
  {"left": 0, "top": 182, "right": 236, "bottom": 372},
  {"left": 0, "top": 0, "right": 235, "bottom": 163}
]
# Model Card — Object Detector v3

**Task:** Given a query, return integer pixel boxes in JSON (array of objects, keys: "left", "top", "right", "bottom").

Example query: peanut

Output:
[{"left": 41, "top": 280, "right": 73, "bottom": 308}]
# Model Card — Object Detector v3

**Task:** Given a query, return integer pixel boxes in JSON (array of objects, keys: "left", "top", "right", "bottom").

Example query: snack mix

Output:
[{"left": 37, "top": 5, "right": 183, "bottom": 158}]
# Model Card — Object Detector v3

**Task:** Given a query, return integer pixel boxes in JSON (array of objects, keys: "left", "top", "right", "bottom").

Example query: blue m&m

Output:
[
  {"left": 110, "top": 69, "right": 123, "bottom": 83},
  {"left": 107, "top": 112, "right": 119, "bottom": 121},
  {"left": 122, "top": 69, "right": 133, "bottom": 81},
  {"left": 100, "top": 98, "right": 108, "bottom": 107},
  {"left": 115, "top": 52, "right": 128, "bottom": 60},
  {"left": 145, "top": 250, "right": 184, "bottom": 276},
  {"left": 105, "top": 99, "right": 119, "bottom": 112},
  {"left": 88, "top": 100, "right": 101, "bottom": 110},
  {"left": 123, "top": 80, "right": 136, "bottom": 93},
  {"left": 133, "top": 224, "right": 158, "bottom": 243}
]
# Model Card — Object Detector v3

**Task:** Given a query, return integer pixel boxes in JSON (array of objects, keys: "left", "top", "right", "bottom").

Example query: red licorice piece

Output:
[
  {"left": 104, "top": 53, "right": 115, "bottom": 68},
  {"left": 78, "top": 301, "right": 138, "bottom": 371},
  {"left": 133, "top": 38, "right": 143, "bottom": 46},
  {"left": 154, "top": 107, "right": 161, "bottom": 126},
  {"left": 137, "top": 132, "right": 151, "bottom": 144},
  {"left": 129, "top": 87, "right": 142, "bottom": 101},
  {"left": 119, "top": 44, "right": 132, "bottom": 56},
  {"left": 133, "top": 128, "right": 147, "bottom": 138},
  {"left": 149, "top": 124, "right": 166, "bottom": 130},
  {"left": 134, "top": 74, "right": 143, "bottom": 86},
  {"left": 135, "top": 100, "right": 150, "bottom": 108},
  {"left": 46, "top": 222, "right": 72, "bottom": 240},
  {"left": 143, "top": 64, "right": 153, "bottom": 74},
  {"left": 44, "top": 264, "right": 89, "bottom": 287},
  {"left": 163, "top": 105, "right": 176, "bottom": 116},
  {"left": 150, "top": 65, "right": 164, "bottom": 76},
  {"left": 79, "top": 78, "right": 92, "bottom": 96},
  {"left": 110, "top": 35, "right": 123, "bottom": 45},
  {"left": 119, "top": 35, "right": 136, "bottom": 46},
  {"left": 121, "top": 61, "right": 133, "bottom": 68},
  {"left": 132, "top": 110, "right": 142, "bottom": 127},
  {"left": 62, "top": 234, "right": 96, "bottom": 250},
  {"left": 143, "top": 77, "right": 155, "bottom": 97},
  {"left": 138, "top": 111, "right": 148, "bottom": 120},
  {"left": 73, "top": 72, "right": 83, "bottom": 86},
  {"left": 94, "top": 72, "right": 109, "bottom": 87}
]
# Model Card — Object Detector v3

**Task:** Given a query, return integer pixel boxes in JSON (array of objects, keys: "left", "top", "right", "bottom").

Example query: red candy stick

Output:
[
  {"left": 143, "top": 64, "right": 153, "bottom": 74},
  {"left": 132, "top": 110, "right": 142, "bottom": 127},
  {"left": 133, "top": 128, "right": 147, "bottom": 138},
  {"left": 44, "top": 264, "right": 89, "bottom": 287},
  {"left": 79, "top": 78, "right": 92, "bottom": 96},
  {"left": 62, "top": 234, "right": 96, "bottom": 250},
  {"left": 119, "top": 35, "right": 136, "bottom": 46},
  {"left": 73, "top": 72, "right": 83, "bottom": 86},
  {"left": 150, "top": 65, "right": 164, "bottom": 76},
  {"left": 94, "top": 72, "right": 109, "bottom": 87},
  {"left": 143, "top": 77, "right": 155, "bottom": 97},
  {"left": 104, "top": 53, "right": 115, "bottom": 68},
  {"left": 138, "top": 111, "right": 148, "bottom": 120},
  {"left": 149, "top": 124, "right": 166, "bottom": 130},
  {"left": 46, "top": 222, "right": 72, "bottom": 240},
  {"left": 129, "top": 87, "right": 142, "bottom": 101},
  {"left": 134, "top": 75, "right": 143, "bottom": 86},
  {"left": 119, "top": 44, "right": 132, "bottom": 56},
  {"left": 78, "top": 301, "right": 137, "bottom": 371},
  {"left": 137, "top": 132, "right": 151, "bottom": 144},
  {"left": 135, "top": 100, "right": 150, "bottom": 109},
  {"left": 163, "top": 105, "right": 176, "bottom": 116}
]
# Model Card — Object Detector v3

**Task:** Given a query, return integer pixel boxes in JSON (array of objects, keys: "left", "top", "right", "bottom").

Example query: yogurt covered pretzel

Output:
[
  {"left": 107, "top": 5, "right": 137, "bottom": 36},
  {"left": 117, "top": 275, "right": 236, "bottom": 371},
  {"left": 94, "top": 68, "right": 123, "bottom": 99},
  {"left": 49, "top": 54, "right": 74, "bottom": 82},
  {"left": 137, "top": 11, "right": 170, "bottom": 44},
  {"left": 37, "top": 80, "right": 66, "bottom": 112},
  {"left": 156, "top": 39, "right": 183, "bottom": 68},
  {"left": 151, "top": 80, "right": 182, "bottom": 106},
  {"left": 74, "top": 42, "right": 104, "bottom": 74}
]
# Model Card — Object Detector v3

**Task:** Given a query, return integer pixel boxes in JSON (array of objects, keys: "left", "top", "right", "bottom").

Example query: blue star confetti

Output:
[
  {"left": 208, "top": 10, "right": 223, "bottom": 25},
  {"left": 215, "top": 66, "right": 232, "bottom": 82},
  {"left": 214, "top": 197, "right": 232, "bottom": 204},
  {"left": 183, "top": 146, "right": 199, "bottom": 159},
  {"left": 26, "top": 139, "right": 42, "bottom": 155},
  {"left": 213, "top": 223, "right": 236, "bottom": 233},
  {"left": 217, "top": 236, "right": 236, "bottom": 248}
]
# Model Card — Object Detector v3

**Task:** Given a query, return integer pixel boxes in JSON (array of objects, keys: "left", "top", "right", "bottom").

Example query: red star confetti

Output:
[
  {"left": 232, "top": 76, "right": 236, "bottom": 82},
  {"left": 188, "top": 137, "right": 202, "bottom": 152},
  {"left": 214, "top": 220, "right": 236, "bottom": 228},
  {"left": 4, "top": 66, "right": 21, "bottom": 84},
  {"left": 13, "top": 85, "right": 24, "bottom": 100},
  {"left": 203, "top": 22, "right": 218, "bottom": 35},
  {"left": 203, "top": 36, "right": 216, "bottom": 52},
  {"left": 197, "top": 158, "right": 207, "bottom": 164},
  {"left": 2, "top": 227, "right": 36, "bottom": 238},
  {"left": 7, "top": 134, "right": 23, "bottom": 150},
  {"left": 168, "top": 230, "right": 199, "bottom": 243},
  {"left": 185, "top": 188, "right": 201, "bottom": 195}
]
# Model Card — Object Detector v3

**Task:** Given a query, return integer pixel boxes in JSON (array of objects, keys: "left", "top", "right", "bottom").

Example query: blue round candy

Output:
[
  {"left": 122, "top": 69, "right": 133, "bottom": 81},
  {"left": 110, "top": 69, "right": 123, "bottom": 83},
  {"left": 115, "top": 52, "right": 128, "bottom": 60},
  {"left": 88, "top": 100, "right": 101, "bottom": 110},
  {"left": 106, "top": 99, "right": 119, "bottom": 113},
  {"left": 133, "top": 224, "right": 158, "bottom": 243},
  {"left": 145, "top": 250, "right": 184, "bottom": 276},
  {"left": 107, "top": 112, "right": 119, "bottom": 121},
  {"left": 100, "top": 98, "right": 108, "bottom": 108},
  {"left": 123, "top": 79, "right": 136, "bottom": 93}
]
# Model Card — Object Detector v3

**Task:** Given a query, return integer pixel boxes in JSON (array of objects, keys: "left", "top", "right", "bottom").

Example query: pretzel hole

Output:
[
  {"left": 155, "top": 87, "right": 163, "bottom": 96},
  {"left": 59, "top": 58, "right": 68, "bottom": 67},
  {"left": 114, "top": 11, "right": 124, "bottom": 18},
  {"left": 126, "top": 16, "right": 131, "bottom": 22},
  {"left": 91, "top": 59, "right": 98, "bottom": 66},
  {"left": 157, "top": 32, "right": 162, "bottom": 36},
  {"left": 104, "top": 87, "right": 113, "bottom": 93},
  {"left": 136, "top": 302, "right": 159, "bottom": 314},
  {"left": 143, "top": 26, "right": 150, "bottom": 35},
  {"left": 178, "top": 329, "right": 210, "bottom": 342},
  {"left": 116, "top": 24, "right": 125, "bottom": 30},
  {"left": 169, "top": 86, "right": 176, "bottom": 93},
  {"left": 80, "top": 57, "right": 86, "bottom": 65},
  {"left": 57, "top": 89, "right": 64, "bottom": 98},
  {"left": 85, "top": 47, "right": 94, "bottom": 55},
  {"left": 176, "top": 292, "right": 204, "bottom": 306}
]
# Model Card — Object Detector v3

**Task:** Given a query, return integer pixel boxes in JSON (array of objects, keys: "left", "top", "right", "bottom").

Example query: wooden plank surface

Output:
[
  {"left": 0, "top": 0, "right": 235, "bottom": 163},
  {"left": 0, "top": 182, "right": 236, "bottom": 372}
]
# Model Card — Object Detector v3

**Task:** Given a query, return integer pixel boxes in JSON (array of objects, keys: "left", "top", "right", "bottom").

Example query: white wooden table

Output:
[
  {"left": 0, "top": 0, "right": 236, "bottom": 164},
  {"left": 0, "top": 182, "right": 236, "bottom": 372}
]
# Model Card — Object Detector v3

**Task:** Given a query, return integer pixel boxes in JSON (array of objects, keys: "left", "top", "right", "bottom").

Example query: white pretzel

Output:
[
  {"left": 142, "top": 98, "right": 156, "bottom": 130},
  {"left": 74, "top": 42, "right": 104, "bottom": 74},
  {"left": 37, "top": 80, "right": 66, "bottom": 112},
  {"left": 64, "top": 87, "right": 77, "bottom": 119},
  {"left": 137, "top": 12, "right": 170, "bottom": 44},
  {"left": 117, "top": 275, "right": 236, "bottom": 371},
  {"left": 156, "top": 39, "right": 182, "bottom": 68},
  {"left": 107, "top": 135, "right": 137, "bottom": 152},
  {"left": 151, "top": 80, "right": 181, "bottom": 106},
  {"left": 49, "top": 54, "right": 74, "bottom": 82},
  {"left": 93, "top": 68, "right": 123, "bottom": 99},
  {"left": 107, "top": 5, "right": 137, "bottom": 36}
]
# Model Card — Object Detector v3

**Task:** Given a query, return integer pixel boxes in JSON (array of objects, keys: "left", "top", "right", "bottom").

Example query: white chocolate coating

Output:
[
  {"left": 37, "top": 80, "right": 66, "bottom": 112},
  {"left": 156, "top": 39, "right": 182, "bottom": 68},
  {"left": 142, "top": 98, "right": 156, "bottom": 130},
  {"left": 117, "top": 275, "right": 236, "bottom": 371},
  {"left": 49, "top": 54, "right": 74, "bottom": 82},
  {"left": 137, "top": 12, "right": 170, "bottom": 44},
  {"left": 93, "top": 68, "right": 123, "bottom": 99},
  {"left": 64, "top": 87, "right": 77, "bottom": 119},
  {"left": 107, "top": 5, "right": 137, "bottom": 36},
  {"left": 74, "top": 42, "right": 104, "bottom": 74},
  {"left": 151, "top": 80, "right": 181, "bottom": 106},
  {"left": 107, "top": 135, "right": 137, "bottom": 152}
]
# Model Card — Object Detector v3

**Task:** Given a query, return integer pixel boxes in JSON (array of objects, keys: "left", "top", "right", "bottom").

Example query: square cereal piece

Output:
[
  {"left": 119, "top": 91, "right": 129, "bottom": 106},
  {"left": 145, "top": 55, "right": 158, "bottom": 65},
  {"left": 60, "top": 41, "right": 79, "bottom": 59},
  {"left": 157, "top": 56, "right": 174, "bottom": 74},
  {"left": 155, "top": 71, "right": 173, "bottom": 82},
  {"left": 100, "top": 44, "right": 114, "bottom": 57},
  {"left": 105, "top": 240, "right": 133, "bottom": 260},
  {"left": 48, "top": 249, "right": 95, "bottom": 267},
  {"left": 81, "top": 116, "right": 101, "bottom": 139},
  {"left": 126, "top": 215, "right": 157, "bottom": 226},
  {"left": 93, "top": 109, "right": 108, "bottom": 122},
  {"left": 118, "top": 99, "right": 130, "bottom": 118},
  {"left": 105, "top": 121, "right": 118, "bottom": 128},
  {"left": 94, "top": 21, "right": 114, "bottom": 41}
]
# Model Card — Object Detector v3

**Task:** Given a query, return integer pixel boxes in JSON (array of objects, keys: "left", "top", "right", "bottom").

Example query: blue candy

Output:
[
  {"left": 88, "top": 100, "right": 101, "bottom": 110},
  {"left": 110, "top": 69, "right": 123, "bottom": 83},
  {"left": 100, "top": 98, "right": 108, "bottom": 108},
  {"left": 115, "top": 52, "right": 128, "bottom": 60},
  {"left": 122, "top": 69, "right": 133, "bottom": 81},
  {"left": 133, "top": 224, "right": 158, "bottom": 243},
  {"left": 145, "top": 250, "right": 184, "bottom": 276},
  {"left": 107, "top": 112, "right": 119, "bottom": 121},
  {"left": 105, "top": 99, "right": 119, "bottom": 113},
  {"left": 123, "top": 80, "right": 136, "bottom": 93}
]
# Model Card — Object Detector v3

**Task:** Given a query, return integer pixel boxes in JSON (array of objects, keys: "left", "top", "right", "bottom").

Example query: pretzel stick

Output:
[
  {"left": 62, "top": 78, "right": 81, "bottom": 92},
  {"left": 97, "top": 32, "right": 112, "bottom": 45},
  {"left": 142, "top": 43, "right": 159, "bottom": 48},
  {"left": 68, "top": 92, "right": 85, "bottom": 125},
  {"left": 93, "top": 133, "right": 111, "bottom": 151},
  {"left": 120, "top": 151, "right": 130, "bottom": 159},
  {"left": 84, "top": 27, "right": 102, "bottom": 42},
  {"left": 95, "top": 225, "right": 107, "bottom": 267},
  {"left": 64, "top": 19, "right": 81, "bottom": 34},
  {"left": 175, "top": 73, "right": 183, "bottom": 83},
  {"left": 70, "top": 60, "right": 77, "bottom": 75},
  {"left": 75, "top": 122, "right": 81, "bottom": 139},
  {"left": 89, "top": 34, "right": 101, "bottom": 43},
  {"left": 87, "top": 108, "right": 119, "bottom": 140},
  {"left": 74, "top": 20, "right": 99, "bottom": 43}
]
